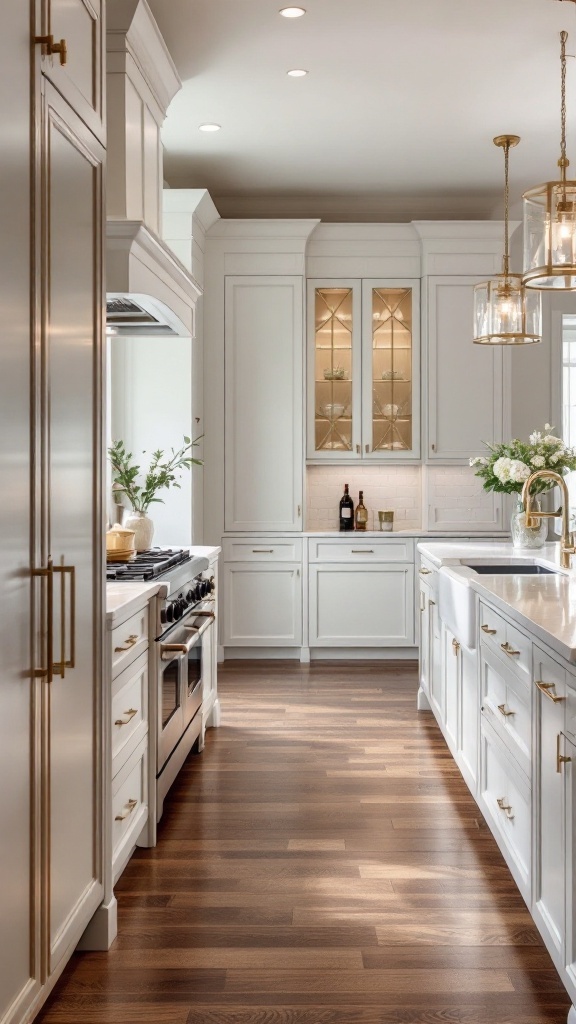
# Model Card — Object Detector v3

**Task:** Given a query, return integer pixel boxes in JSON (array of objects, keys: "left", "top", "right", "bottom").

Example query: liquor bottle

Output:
[
  {"left": 339, "top": 483, "right": 354, "bottom": 531},
  {"left": 355, "top": 490, "right": 368, "bottom": 531}
]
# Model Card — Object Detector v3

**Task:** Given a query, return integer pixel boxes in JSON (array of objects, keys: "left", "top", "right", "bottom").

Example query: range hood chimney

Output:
[{"left": 106, "top": 0, "right": 200, "bottom": 336}]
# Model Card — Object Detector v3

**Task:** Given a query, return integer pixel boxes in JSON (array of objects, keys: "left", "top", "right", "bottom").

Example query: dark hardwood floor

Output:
[{"left": 37, "top": 660, "right": 571, "bottom": 1024}]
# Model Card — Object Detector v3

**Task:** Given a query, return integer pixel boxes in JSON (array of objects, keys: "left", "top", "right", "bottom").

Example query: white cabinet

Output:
[
  {"left": 224, "top": 276, "right": 303, "bottom": 532},
  {"left": 307, "top": 278, "right": 420, "bottom": 461},
  {"left": 443, "top": 626, "right": 459, "bottom": 754},
  {"left": 426, "top": 276, "right": 507, "bottom": 461},
  {"left": 222, "top": 538, "right": 302, "bottom": 649},
  {"left": 309, "top": 562, "right": 414, "bottom": 647}
]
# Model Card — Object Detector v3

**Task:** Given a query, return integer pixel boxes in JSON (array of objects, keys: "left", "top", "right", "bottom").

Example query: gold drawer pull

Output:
[
  {"left": 481, "top": 624, "right": 496, "bottom": 635},
  {"left": 115, "top": 634, "right": 138, "bottom": 653},
  {"left": 557, "top": 733, "right": 572, "bottom": 773},
  {"left": 501, "top": 642, "right": 520, "bottom": 657},
  {"left": 420, "top": 568, "right": 432, "bottom": 575},
  {"left": 115, "top": 798, "right": 138, "bottom": 822},
  {"left": 252, "top": 549, "right": 274, "bottom": 553},
  {"left": 34, "top": 34, "right": 68, "bottom": 66},
  {"left": 497, "top": 703, "right": 515, "bottom": 717},
  {"left": 452, "top": 638, "right": 460, "bottom": 655},
  {"left": 496, "top": 797, "right": 512, "bottom": 814},
  {"left": 429, "top": 599, "right": 436, "bottom": 606},
  {"left": 535, "top": 680, "right": 566, "bottom": 704},
  {"left": 352, "top": 549, "right": 374, "bottom": 553},
  {"left": 115, "top": 708, "right": 138, "bottom": 727}
]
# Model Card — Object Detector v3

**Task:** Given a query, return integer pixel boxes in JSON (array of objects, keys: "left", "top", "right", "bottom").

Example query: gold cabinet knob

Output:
[{"left": 34, "top": 34, "right": 67, "bottom": 66}]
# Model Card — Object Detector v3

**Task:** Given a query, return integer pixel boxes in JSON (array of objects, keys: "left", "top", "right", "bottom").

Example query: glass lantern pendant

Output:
[
  {"left": 523, "top": 30, "right": 576, "bottom": 289},
  {"left": 474, "top": 135, "right": 542, "bottom": 345}
]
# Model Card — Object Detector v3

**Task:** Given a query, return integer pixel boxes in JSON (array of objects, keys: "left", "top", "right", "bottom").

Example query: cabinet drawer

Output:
[
  {"left": 112, "top": 739, "right": 148, "bottom": 880},
  {"left": 478, "top": 601, "right": 507, "bottom": 650},
  {"left": 481, "top": 718, "right": 531, "bottom": 896},
  {"left": 309, "top": 537, "right": 414, "bottom": 562},
  {"left": 111, "top": 605, "right": 149, "bottom": 677},
  {"left": 223, "top": 538, "right": 302, "bottom": 562},
  {"left": 111, "top": 652, "right": 149, "bottom": 776},
  {"left": 418, "top": 557, "right": 438, "bottom": 597},
  {"left": 481, "top": 645, "right": 531, "bottom": 777},
  {"left": 478, "top": 601, "right": 531, "bottom": 686}
]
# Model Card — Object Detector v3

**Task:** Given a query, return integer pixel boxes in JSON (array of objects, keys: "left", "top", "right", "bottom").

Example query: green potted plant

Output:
[{"left": 108, "top": 436, "right": 202, "bottom": 551}]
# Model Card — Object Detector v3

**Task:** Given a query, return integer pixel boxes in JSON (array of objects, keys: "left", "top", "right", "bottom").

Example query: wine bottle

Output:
[
  {"left": 355, "top": 490, "right": 368, "bottom": 531},
  {"left": 339, "top": 483, "right": 354, "bottom": 531}
]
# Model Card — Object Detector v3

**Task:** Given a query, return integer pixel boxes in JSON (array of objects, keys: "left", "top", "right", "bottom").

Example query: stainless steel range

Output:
[{"left": 107, "top": 547, "right": 218, "bottom": 834}]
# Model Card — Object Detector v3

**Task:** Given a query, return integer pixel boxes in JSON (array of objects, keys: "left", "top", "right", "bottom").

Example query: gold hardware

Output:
[
  {"left": 557, "top": 732, "right": 572, "bottom": 773},
  {"left": 481, "top": 624, "right": 497, "bottom": 635},
  {"left": 497, "top": 703, "right": 515, "bottom": 717},
  {"left": 431, "top": 443, "right": 435, "bottom": 452},
  {"left": 429, "top": 599, "right": 436, "bottom": 606},
  {"left": 521, "top": 470, "right": 575, "bottom": 568},
  {"left": 365, "top": 444, "right": 370, "bottom": 453},
  {"left": 496, "top": 797, "right": 512, "bottom": 811},
  {"left": 252, "top": 549, "right": 274, "bottom": 553},
  {"left": 161, "top": 643, "right": 188, "bottom": 658},
  {"left": 33, "top": 557, "right": 54, "bottom": 682},
  {"left": 452, "top": 638, "right": 460, "bottom": 655},
  {"left": 115, "top": 634, "right": 138, "bottom": 653},
  {"left": 115, "top": 708, "right": 138, "bottom": 727},
  {"left": 505, "top": 807, "right": 515, "bottom": 820},
  {"left": 352, "top": 549, "right": 374, "bottom": 553},
  {"left": 297, "top": 505, "right": 301, "bottom": 517},
  {"left": 115, "top": 798, "right": 138, "bottom": 822},
  {"left": 356, "top": 444, "right": 361, "bottom": 454},
  {"left": 500, "top": 642, "right": 520, "bottom": 657},
  {"left": 419, "top": 568, "right": 432, "bottom": 575},
  {"left": 34, "top": 34, "right": 67, "bottom": 66},
  {"left": 535, "top": 680, "right": 566, "bottom": 704}
]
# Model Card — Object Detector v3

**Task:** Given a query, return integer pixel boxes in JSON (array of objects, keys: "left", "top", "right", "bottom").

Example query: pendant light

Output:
[
  {"left": 473, "top": 136, "right": 542, "bottom": 345},
  {"left": 523, "top": 29, "right": 576, "bottom": 289}
]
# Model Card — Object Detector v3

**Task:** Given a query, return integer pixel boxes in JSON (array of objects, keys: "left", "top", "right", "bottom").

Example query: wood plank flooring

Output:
[{"left": 36, "top": 660, "right": 572, "bottom": 1024}]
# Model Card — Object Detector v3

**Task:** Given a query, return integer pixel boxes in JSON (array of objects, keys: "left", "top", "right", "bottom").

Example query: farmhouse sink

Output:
[{"left": 438, "top": 559, "right": 562, "bottom": 651}]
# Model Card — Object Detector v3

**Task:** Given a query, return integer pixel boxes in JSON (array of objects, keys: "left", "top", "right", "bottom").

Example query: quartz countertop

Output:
[
  {"left": 305, "top": 530, "right": 509, "bottom": 538},
  {"left": 418, "top": 539, "right": 576, "bottom": 663}
]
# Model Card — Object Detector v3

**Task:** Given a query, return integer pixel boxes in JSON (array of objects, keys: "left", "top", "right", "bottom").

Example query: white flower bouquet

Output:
[{"left": 470, "top": 425, "right": 576, "bottom": 495}]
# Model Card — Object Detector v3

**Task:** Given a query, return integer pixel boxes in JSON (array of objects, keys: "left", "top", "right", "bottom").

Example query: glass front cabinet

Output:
[{"left": 307, "top": 279, "right": 420, "bottom": 461}]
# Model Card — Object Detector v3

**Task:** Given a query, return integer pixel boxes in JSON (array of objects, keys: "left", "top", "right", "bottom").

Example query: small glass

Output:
[{"left": 378, "top": 510, "right": 394, "bottom": 532}]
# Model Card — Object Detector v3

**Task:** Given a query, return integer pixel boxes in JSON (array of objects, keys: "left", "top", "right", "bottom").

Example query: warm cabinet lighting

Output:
[
  {"left": 474, "top": 135, "right": 542, "bottom": 345},
  {"left": 523, "top": 29, "right": 576, "bottom": 289},
  {"left": 279, "top": 7, "right": 306, "bottom": 16}
]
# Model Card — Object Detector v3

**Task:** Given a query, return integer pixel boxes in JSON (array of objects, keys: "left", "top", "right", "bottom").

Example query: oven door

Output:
[
  {"left": 157, "top": 610, "right": 215, "bottom": 769},
  {"left": 183, "top": 612, "right": 215, "bottom": 728}
]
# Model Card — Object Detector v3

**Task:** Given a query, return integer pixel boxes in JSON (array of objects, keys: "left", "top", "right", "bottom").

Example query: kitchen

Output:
[{"left": 4, "top": 1, "right": 576, "bottom": 1023}]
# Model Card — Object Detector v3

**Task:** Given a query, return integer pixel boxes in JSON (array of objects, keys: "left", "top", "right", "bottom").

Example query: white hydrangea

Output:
[
  {"left": 509, "top": 460, "right": 531, "bottom": 483},
  {"left": 469, "top": 456, "right": 488, "bottom": 467},
  {"left": 531, "top": 455, "right": 545, "bottom": 468},
  {"left": 529, "top": 431, "right": 542, "bottom": 444},
  {"left": 550, "top": 453, "right": 560, "bottom": 465},
  {"left": 543, "top": 434, "right": 563, "bottom": 446},
  {"left": 493, "top": 456, "right": 512, "bottom": 482},
  {"left": 493, "top": 457, "right": 531, "bottom": 485}
]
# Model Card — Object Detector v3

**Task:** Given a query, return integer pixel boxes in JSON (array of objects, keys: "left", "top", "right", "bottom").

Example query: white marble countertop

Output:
[{"left": 418, "top": 539, "right": 576, "bottom": 663}]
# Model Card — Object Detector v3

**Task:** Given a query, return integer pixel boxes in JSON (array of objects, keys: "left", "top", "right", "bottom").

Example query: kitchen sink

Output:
[{"left": 462, "top": 563, "right": 557, "bottom": 575}]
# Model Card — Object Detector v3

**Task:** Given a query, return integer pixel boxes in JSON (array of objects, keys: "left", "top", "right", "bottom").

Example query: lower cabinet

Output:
[
  {"left": 223, "top": 563, "right": 302, "bottom": 646},
  {"left": 309, "top": 562, "right": 414, "bottom": 647}
]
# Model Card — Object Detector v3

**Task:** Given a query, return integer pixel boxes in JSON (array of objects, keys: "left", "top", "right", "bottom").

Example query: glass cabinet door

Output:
[
  {"left": 362, "top": 279, "right": 420, "bottom": 459},
  {"left": 307, "top": 280, "right": 361, "bottom": 459}
]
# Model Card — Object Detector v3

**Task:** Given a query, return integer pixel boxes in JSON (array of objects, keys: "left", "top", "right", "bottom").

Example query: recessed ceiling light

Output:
[
  {"left": 199, "top": 123, "right": 221, "bottom": 132},
  {"left": 287, "top": 69, "right": 308, "bottom": 77},
  {"left": 279, "top": 7, "right": 306, "bottom": 17}
]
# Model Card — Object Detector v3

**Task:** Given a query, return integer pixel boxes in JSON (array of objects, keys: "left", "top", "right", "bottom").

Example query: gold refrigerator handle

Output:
[
  {"left": 33, "top": 557, "right": 54, "bottom": 683},
  {"left": 53, "top": 563, "right": 76, "bottom": 678}
]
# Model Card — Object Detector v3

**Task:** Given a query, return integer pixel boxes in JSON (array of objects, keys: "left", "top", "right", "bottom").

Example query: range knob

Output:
[
  {"left": 201, "top": 580, "right": 209, "bottom": 597},
  {"left": 160, "top": 608, "right": 168, "bottom": 624},
  {"left": 186, "top": 589, "right": 194, "bottom": 603},
  {"left": 208, "top": 578, "right": 215, "bottom": 593},
  {"left": 165, "top": 604, "right": 174, "bottom": 622},
  {"left": 193, "top": 583, "right": 202, "bottom": 601},
  {"left": 174, "top": 599, "right": 185, "bottom": 619}
]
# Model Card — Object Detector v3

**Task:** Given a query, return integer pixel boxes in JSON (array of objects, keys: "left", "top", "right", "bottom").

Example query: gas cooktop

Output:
[{"left": 106, "top": 547, "right": 192, "bottom": 582}]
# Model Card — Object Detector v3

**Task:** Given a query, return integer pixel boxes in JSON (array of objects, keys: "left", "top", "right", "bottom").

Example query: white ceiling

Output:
[{"left": 149, "top": 0, "right": 576, "bottom": 221}]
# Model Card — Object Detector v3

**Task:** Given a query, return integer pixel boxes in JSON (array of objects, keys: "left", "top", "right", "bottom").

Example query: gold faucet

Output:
[{"left": 521, "top": 469, "right": 575, "bottom": 569}]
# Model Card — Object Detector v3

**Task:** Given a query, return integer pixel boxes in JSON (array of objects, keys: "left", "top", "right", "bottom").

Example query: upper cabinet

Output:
[
  {"left": 307, "top": 278, "right": 420, "bottom": 462},
  {"left": 35, "top": 0, "right": 105, "bottom": 142}
]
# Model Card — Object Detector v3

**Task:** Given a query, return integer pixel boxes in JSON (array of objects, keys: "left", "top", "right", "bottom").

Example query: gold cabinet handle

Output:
[
  {"left": 419, "top": 568, "right": 432, "bottom": 575},
  {"left": 497, "top": 703, "right": 515, "bottom": 717},
  {"left": 352, "top": 549, "right": 374, "bottom": 553},
  {"left": 356, "top": 444, "right": 361, "bottom": 454},
  {"left": 365, "top": 444, "right": 370, "bottom": 453},
  {"left": 557, "top": 732, "right": 572, "bottom": 773},
  {"left": 452, "top": 638, "right": 460, "bottom": 655},
  {"left": 501, "top": 642, "right": 520, "bottom": 657},
  {"left": 115, "top": 708, "right": 138, "bottom": 727},
  {"left": 33, "top": 557, "right": 54, "bottom": 682},
  {"left": 429, "top": 599, "right": 436, "bottom": 606},
  {"left": 34, "top": 34, "right": 67, "bottom": 66},
  {"left": 115, "top": 634, "right": 138, "bottom": 653},
  {"left": 481, "top": 624, "right": 497, "bottom": 635},
  {"left": 252, "top": 549, "right": 274, "bottom": 554},
  {"left": 53, "top": 563, "right": 75, "bottom": 679},
  {"left": 115, "top": 798, "right": 138, "bottom": 822},
  {"left": 535, "top": 680, "right": 566, "bottom": 704},
  {"left": 496, "top": 797, "right": 513, "bottom": 819}
]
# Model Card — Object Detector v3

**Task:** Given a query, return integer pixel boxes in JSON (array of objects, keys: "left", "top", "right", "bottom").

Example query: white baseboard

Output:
[{"left": 223, "top": 646, "right": 418, "bottom": 662}]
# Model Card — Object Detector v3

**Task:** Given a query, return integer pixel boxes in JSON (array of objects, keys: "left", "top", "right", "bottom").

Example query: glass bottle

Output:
[
  {"left": 355, "top": 490, "right": 368, "bottom": 531},
  {"left": 339, "top": 483, "right": 354, "bottom": 531}
]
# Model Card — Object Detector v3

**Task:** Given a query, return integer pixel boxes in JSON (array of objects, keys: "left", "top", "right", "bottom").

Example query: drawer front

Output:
[
  {"left": 111, "top": 605, "right": 149, "bottom": 677},
  {"left": 481, "top": 645, "right": 531, "bottom": 776},
  {"left": 112, "top": 652, "right": 149, "bottom": 774},
  {"left": 481, "top": 719, "right": 531, "bottom": 894},
  {"left": 501, "top": 620, "right": 532, "bottom": 687},
  {"left": 224, "top": 538, "right": 302, "bottom": 562},
  {"left": 112, "top": 742, "right": 148, "bottom": 862},
  {"left": 534, "top": 646, "right": 567, "bottom": 716},
  {"left": 478, "top": 601, "right": 507, "bottom": 652},
  {"left": 309, "top": 537, "right": 414, "bottom": 562}
]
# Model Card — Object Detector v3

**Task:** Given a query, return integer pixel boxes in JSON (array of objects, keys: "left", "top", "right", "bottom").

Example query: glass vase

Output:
[
  {"left": 123, "top": 511, "right": 154, "bottom": 552},
  {"left": 510, "top": 496, "right": 548, "bottom": 549}
]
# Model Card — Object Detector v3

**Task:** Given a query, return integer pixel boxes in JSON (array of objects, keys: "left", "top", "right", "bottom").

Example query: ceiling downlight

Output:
[
  {"left": 198, "top": 123, "right": 221, "bottom": 132},
  {"left": 279, "top": 7, "right": 306, "bottom": 17},
  {"left": 287, "top": 69, "right": 308, "bottom": 77}
]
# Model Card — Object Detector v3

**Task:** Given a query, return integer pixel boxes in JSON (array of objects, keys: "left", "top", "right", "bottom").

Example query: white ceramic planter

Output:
[{"left": 123, "top": 512, "right": 154, "bottom": 552}]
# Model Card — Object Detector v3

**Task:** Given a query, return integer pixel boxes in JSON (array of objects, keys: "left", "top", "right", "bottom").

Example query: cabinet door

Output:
[
  {"left": 223, "top": 563, "right": 302, "bottom": 646},
  {"left": 225, "top": 277, "right": 303, "bottom": 531},
  {"left": 429, "top": 600, "right": 444, "bottom": 723},
  {"left": 418, "top": 581, "right": 432, "bottom": 696},
  {"left": 362, "top": 279, "right": 420, "bottom": 460},
  {"left": 534, "top": 647, "right": 567, "bottom": 963},
  {"left": 309, "top": 563, "right": 414, "bottom": 646},
  {"left": 563, "top": 734, "right": 576, "bottom": 991},
  {"left": 444, "top": 627, "right": 459, "bottom": 752},
  {"left": 307, "top": 279, "right": 362, "bottom": 460},
  {"left": 459, "top": 644, "right": 479, "bottom": 792},
  {"left": 35, "top": 0, "right": 104, "bottom": 142},
  {"left": 40, "top": 83, "right": 105, "bottom": 973},
  {"left": 427, "top": 276, "right": 506, "bottom": 461}
]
